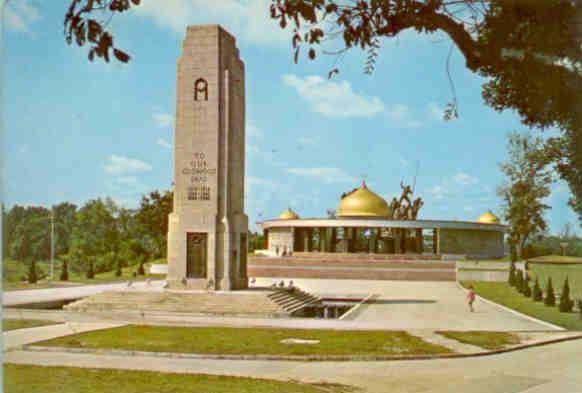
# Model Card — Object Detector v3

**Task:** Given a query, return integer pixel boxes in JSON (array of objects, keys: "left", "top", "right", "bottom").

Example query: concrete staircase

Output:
[
  {"left": 63, "top": 288, "right": 324, "bottom": 318},
  {"left": 267, "top": 288, "right": 322, "bottom": 315}
]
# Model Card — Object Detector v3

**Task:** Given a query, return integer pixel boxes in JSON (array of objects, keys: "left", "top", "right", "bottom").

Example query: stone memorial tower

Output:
[{"left": 167, "top": 25, "right": 248, "bottom": 290}]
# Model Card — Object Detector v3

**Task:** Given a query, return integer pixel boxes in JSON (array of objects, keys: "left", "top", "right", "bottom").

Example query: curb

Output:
[
  {"left": 21, "top": 335, "right": 582, "bottom": 362},
  {"left": 456, "top": 282, "right": 565, "bottom": 331}
]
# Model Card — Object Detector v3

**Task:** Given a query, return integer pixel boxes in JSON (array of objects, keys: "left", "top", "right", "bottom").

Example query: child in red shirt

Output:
[{"left": 467, "top": 285, "right": 476, "bottom": 312}]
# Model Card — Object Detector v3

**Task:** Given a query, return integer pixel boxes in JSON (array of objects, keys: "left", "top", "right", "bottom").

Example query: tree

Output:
[
  {"left": 27, "top": 259, "right": 38, "bottom": 284},
  {"left": 60, "top": 259, "right": 69, "bottom": 281},
  {"left": 136, "top": 190, "right": 173, "bottom": 259},
  {"left": 532, "top": 276, "right": 542, "bottom": 301},
  {"left": 52, "top": 202, "right": 78, "bottom": 257},
  {"left": 544, "top": 277, "right": 556, "bottom": 307},
  {"left": 559, "top": 277, "right": 574, "bottom": 312},
  {"left": 522, "top": 273, "right": 531, "bottom": 298},
  {"left": 70, "top": 198, "right": 120, "bottom": 274},
  {"left": 63, "top": 1, "right": 582, "bottom": 222},
  {"left": 498, "top": 132, "right": 553, "bottom": 258},
  {"left": 86, "top": 257, "right": 95, "bottom": 279},
  {"left": 115, "top": 257, "right": 122, "bottom": 277},
  {"left": 515, "top": 268, "right": 524, "bottom": 293}
]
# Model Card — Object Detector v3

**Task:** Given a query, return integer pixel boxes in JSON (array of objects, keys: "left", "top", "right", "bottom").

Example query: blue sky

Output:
[{"left": 1, "top": 0, "right": 579, "bottom": 234}]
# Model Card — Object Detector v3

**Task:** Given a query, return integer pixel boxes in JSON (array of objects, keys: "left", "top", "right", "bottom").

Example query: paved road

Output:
[
  {"left": 5, "top": 339, "right": 582, "bottom": 393},
  {"left": 3, "top": 281, "right": 165, "bottom": 307}
]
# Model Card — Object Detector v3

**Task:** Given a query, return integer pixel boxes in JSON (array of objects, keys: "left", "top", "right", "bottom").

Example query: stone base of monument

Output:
[{"left": 63, "top": 287, "right": 322, "bottom": 318}]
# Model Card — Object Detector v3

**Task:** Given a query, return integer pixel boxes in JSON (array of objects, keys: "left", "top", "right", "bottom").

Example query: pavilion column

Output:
[
  {"left": 319, "top": 227, "right": 326, "bottom": 252},
  {"left": 291, "top": 227, "right": 295, "bottom": 253},
  {"left": 307, "top": 228, "right": 313, "bottom": 252},
  {"left": 330, "top": 228, "right": 337, "bottom": 252},
  {"left": 264, "top": 229, "right": 269, "bottom": 251},
  {"left": 433, "top": 229, "right": 438, "bottom": 254},
  {"left": 374, "top": 228, "right": 382, "bottom": 254},
  {"left": 343, "top": 227, "right": 349, "bottom": 252},
  {"left": 401, "top": 229, "right": 407, "bottom": 253},
  {"left": 415, "top": 229, "right": 423, "bottom": 253}
]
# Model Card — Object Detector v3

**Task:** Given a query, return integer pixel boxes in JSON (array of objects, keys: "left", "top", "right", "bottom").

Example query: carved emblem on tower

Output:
[{"left": 194, "top": 78, "right": 208, "bottom": 101}]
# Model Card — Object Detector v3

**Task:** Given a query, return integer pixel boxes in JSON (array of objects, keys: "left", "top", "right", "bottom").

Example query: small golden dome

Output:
[
  {"left": 279, "top": 208, "right": 299, "bottom": 220},
  {"left": 478, "top": 210, "right": 500, "bottom": 224},
  {"left": 337, "top": 181, "right": 390, "bottom": 218}
]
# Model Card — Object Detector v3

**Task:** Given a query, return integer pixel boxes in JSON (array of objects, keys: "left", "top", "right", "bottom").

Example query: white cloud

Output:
[
  {"left": 385, "top": 104, "right": 425, "bottom": 128},
  {"left": 104, "top": 155, "right": 152, "bottom": 174},
  {"left": 4, "top": 0, "right": 41, "bottom": 34},
  {"left": 453, "top": 172, "right": 479, "bottom": 186},
  {"left": 427, "top": 102, "right": 444, "bottom": 121},
  {"left": 282, "top": 74, "right": 384, "bottom": 118},
  {"left": 247, "top": 123, "right": 262, "bottom": 138},
  {"left": 285, "top": 167, "right": 356, "bottom": 183},
  {"left": 157, "top": 138, "right": 172, "bottom": 149},
  {"left": 134, "top": 0, "right": 289, "bottom": 46},
  {"left": 153, "top": 112, "right": 174, "bottom": 128}
]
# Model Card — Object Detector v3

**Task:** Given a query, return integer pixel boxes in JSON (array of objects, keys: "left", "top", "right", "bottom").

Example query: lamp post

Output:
[{"left": 50, "top": 207, "right": 55, "bottom": 280}]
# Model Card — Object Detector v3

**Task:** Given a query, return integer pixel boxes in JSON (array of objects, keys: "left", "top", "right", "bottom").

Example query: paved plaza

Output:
[{"left": 254, "top": 278, "right": 558, "bottom": 331}]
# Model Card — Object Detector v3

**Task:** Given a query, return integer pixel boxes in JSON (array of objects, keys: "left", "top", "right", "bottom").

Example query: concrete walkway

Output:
[
  {"left": 3, "top": 322, "right": 126, "bottom": 351},
  {"left": 5, "top": 339, "right": 582, "bottom": 393},
  {"left": 3, "top": 281, "right": 165, "bottom": 307}
]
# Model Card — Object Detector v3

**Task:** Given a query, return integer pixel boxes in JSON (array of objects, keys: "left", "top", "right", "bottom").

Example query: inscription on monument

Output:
[{"left": 183, "top": 152, "right": 216, "bottom": 201}]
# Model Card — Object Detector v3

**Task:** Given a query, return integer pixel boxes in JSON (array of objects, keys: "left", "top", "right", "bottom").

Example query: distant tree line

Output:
[{"left": 2, "top": 190, "right": 172, "bottom": 280}]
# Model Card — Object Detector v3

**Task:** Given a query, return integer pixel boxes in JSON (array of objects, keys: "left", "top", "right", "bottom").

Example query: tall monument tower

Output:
[{"left": 167, "top": 25, "right": 248, "bottom": 290}]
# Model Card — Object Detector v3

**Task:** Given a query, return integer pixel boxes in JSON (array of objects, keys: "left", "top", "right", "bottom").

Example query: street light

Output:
[{"left": 50, "top": 207, "right": 55, "bottom": 280}]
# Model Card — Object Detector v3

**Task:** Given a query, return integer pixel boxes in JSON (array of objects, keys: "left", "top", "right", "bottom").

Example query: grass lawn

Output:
[
  {"left": 436, "top": 331, "right": 520, "bottom": 350},
  {"left": 3, "top": 319, "right": 60, "bottom": 332},
  {"left": 527, "top": 255, "right": 582, "bottom": 264},
  {"left": 36, "top": 325, "right": 451, "bottom": 356},
  {"left": 527, "top": 264, "right": 582, "bottom": 299},
  {"left": 4, "top": 365, "right": 351, "bottom": 393},
  {"left": 462, "top": 281, "right": 582, "bottom": 331}
]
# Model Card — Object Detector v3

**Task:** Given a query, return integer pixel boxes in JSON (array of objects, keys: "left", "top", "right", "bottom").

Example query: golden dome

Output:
[
  {"left": 478, "top": 210, "right": 500, "bottom": 224},
  {"left": 279, "top": 208, "right": 299, "bottom": 220},
  {"left": 337, "top": 181, "right": 390, "bottom": 218}
]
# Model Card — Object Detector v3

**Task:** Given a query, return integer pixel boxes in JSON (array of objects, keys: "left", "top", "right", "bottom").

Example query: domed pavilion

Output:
[{"left": 258, "top": 182, "right": 507, "bottom": 259}]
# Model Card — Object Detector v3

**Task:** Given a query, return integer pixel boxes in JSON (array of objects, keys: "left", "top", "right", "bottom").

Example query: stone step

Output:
[{"left": 64, "top": 290, "right": 292, "bottom": 317}]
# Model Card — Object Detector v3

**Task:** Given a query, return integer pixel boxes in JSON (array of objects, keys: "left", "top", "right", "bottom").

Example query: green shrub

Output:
[
  {"left": 515, "top": 269, "right": 524, "bottom": 293},
  {"left": 523, "top": 276, "right": 532, "bottom": 298},
  {"left": 577, "top": 299, "right": 582, "bottom": 319},
  {"left": 559, "top": 277, "right": 574, "bottom": 312},
  {"left": 27, "top": 259, "right": 38, "bottom": 284},
  {"left": 59, "top": 260, "right": 69, "bottom": 281},
  {"left": 86, "top": 259, "right": 95, "bottom": 279},
  {"left": 115, "top": 257, "right": 122, "bottom": 277},
  {"left": 544, "top": 277, "right": 556, "bottom": 306},
  {"left": 532, "top": 277, "right": 543, "bottom": 301}
]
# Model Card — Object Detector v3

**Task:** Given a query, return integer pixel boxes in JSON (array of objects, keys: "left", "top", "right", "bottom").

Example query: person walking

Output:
[{"left": 467, "top": 285, "right": 476, "bottom": 312}]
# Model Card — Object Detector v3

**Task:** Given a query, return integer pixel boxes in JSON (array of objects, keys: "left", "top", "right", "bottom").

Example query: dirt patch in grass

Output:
[{"left": 436, "top": 331, "right": 520, "bottom": 350}]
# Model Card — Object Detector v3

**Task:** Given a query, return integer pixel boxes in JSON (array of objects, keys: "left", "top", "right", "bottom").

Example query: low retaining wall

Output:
[{"left": 149, "top": 264, "right": 168, "bottom": 274}]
